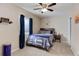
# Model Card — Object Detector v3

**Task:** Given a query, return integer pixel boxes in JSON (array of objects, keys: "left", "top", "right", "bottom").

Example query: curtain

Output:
[
  {"left": 19, "top": 15, "right": 25, "bottom": 49},
  {"left": 29, "top": 18, "right": 33, "bottom": 35}
]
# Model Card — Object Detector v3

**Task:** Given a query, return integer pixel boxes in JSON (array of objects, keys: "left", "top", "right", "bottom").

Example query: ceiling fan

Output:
[{"left": 33, "top": 3, "right": 56, "bottom": 13}]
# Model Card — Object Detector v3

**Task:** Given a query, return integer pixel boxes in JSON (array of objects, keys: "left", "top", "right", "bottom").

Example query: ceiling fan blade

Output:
[
  {"left": 47, "top": 9, "right": 54, "bottom": 12},
  {"left": 48, "top": 3, "right": 56, "bottom": 7},
  {"left": 39, "top": 3, "right": 42, "bottom": 6},
  {"left": 34, "top": 8, "right": 42, "bottom": 10}
]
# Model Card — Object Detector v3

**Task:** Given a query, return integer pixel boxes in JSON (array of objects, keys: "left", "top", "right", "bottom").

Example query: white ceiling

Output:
[{"left": 16, "top": 3, "right": 77, "bottom": 18}]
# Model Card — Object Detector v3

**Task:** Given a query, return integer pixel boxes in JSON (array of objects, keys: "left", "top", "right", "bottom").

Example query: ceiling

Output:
[{"left": 16, "top": 3, "right": 77, "bottom": 18}]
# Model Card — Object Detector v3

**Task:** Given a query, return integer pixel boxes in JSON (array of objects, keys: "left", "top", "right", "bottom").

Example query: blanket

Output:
[{"left": 26, "top": 34, "right": 54, "bottom": 50}]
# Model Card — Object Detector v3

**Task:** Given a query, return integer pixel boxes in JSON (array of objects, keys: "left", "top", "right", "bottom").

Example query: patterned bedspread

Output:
[{"left": 26, "top": 34, "right": 54, "bottom": 50}]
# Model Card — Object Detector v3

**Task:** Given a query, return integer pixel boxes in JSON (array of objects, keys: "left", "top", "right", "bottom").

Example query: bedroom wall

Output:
[
  {"left": 0, "top": 4, "right": 40, "bottom": 55},
  {"left": 40, "top": 16, "right": 70, "bottom": 44},
  {"left": 70, "top": 4, "right": 79, "bottom": 55}
]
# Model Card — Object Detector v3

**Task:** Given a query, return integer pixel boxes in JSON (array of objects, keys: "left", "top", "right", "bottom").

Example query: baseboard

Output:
[{"left": 11, "top": 48, "right": 19, "bottom": 53}]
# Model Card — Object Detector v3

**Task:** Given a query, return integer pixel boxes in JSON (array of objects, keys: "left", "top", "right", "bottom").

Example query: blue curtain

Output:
[
  {"left": 29, "top": 18, "right": 33, "bottom": 35},
  {"left": 19, "top": 15, "right": 25, "bottom": 49}
]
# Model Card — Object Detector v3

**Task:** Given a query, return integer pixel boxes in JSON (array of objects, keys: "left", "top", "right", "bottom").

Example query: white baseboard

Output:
[{"left": 11, "top": 48, "right": 19, "bottom": 53}]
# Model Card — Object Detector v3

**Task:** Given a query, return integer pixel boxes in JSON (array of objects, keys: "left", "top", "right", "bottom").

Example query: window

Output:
[{"left": 24, "top": 17, "right": 29, "bottom": 34}]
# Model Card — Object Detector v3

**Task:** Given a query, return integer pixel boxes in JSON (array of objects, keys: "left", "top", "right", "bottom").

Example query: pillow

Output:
[{"left": 39, "top": 30, "right": 51, "bottom": 34}]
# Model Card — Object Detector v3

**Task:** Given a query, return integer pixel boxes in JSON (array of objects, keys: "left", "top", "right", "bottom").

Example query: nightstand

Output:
[{"left": 54, "top": 34, "right": 61, "bottom": 42}]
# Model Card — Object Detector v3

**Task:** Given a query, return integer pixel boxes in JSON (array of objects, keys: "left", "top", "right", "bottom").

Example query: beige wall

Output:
[
  {"left": 0, "top": 4, "right": 40, "bottom": 55},
  {"left": 40, "top": 16, "right": 70, "bottom": 44},
  {"left": 70, "top": 4, "right": 79, "bottom": 55}
]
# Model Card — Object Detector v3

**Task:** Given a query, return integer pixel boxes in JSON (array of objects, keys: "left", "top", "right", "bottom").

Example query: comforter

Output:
[{"left": 26, "top": 34, "right": 54, "bottom": 50}]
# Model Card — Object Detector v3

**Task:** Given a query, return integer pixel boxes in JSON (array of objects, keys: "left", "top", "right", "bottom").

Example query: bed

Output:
[{"left": 26, "top": 28, "right": 56, "bottom": 51}]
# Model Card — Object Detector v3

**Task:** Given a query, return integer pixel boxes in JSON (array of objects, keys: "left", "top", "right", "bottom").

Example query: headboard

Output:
[{"left": 40, "top": 28, "right": 55, "bottom": 34}]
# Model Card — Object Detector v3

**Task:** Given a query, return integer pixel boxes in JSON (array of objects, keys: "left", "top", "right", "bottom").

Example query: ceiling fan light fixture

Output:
[{"left": 41, "top": 8, "right": 48, "bottom": 12}]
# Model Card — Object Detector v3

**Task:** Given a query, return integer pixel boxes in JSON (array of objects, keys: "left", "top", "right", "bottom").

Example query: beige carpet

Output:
[{"left": 12, "top": 42, "right": 74, "bottom": 56}]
